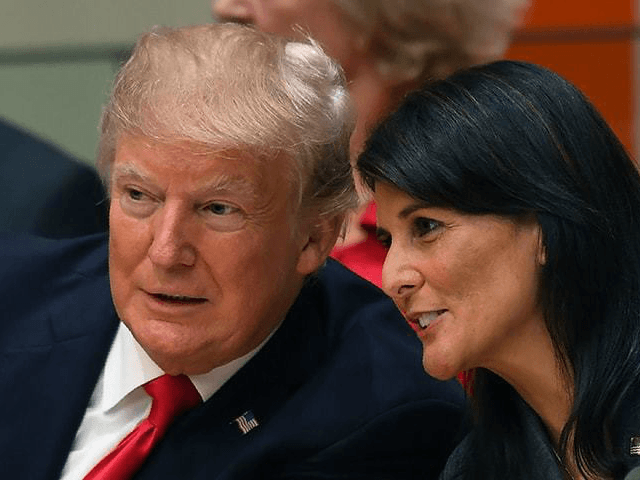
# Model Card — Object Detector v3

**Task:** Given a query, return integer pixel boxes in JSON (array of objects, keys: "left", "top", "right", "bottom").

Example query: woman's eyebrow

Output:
[{"left": 399, "top": 202, "right": 429, "bottom": 219}]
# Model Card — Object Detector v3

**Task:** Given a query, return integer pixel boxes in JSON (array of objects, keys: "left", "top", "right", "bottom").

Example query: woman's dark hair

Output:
[{"left": 357, "top": 60, "right": 640, "bottom": 479}]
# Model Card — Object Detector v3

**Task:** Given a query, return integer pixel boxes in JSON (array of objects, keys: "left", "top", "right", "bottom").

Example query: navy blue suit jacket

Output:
[
  {"left": 0, "top": 119, "right": 108, "bottom": 238},
  {"left": 0, "top": 234, "right": 466, "bottom": 479}
]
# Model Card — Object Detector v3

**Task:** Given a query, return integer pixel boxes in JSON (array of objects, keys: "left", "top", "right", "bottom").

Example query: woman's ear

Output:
[
  {"left": 295, "top": 215, "right": 343, "bottom": 276},
  {"left": 537, "top": 229, "right": 547, "bottom": 266}
]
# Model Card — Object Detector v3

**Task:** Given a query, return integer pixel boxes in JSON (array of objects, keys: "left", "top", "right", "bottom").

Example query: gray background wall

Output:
[
  {"left": 2, "top": 2, "right": 639, "bottom": 164},
  {"left": 0, "top": 1, "right": 211, "bottom": 164}
]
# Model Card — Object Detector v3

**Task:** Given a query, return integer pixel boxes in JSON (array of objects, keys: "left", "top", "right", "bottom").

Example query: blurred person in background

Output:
[
  {"left": 0, "top": 117, "right": 107, "bottom": 237},
  {"left": 212, "top": 0, "right": 530, "bottom": 287}
]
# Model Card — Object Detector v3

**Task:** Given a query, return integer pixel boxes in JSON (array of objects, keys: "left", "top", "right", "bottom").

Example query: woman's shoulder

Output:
[
  {"left": 439, "top": 434, "right": 471, "bottom": 480},
  {"left": 439, "top": 397, "right": 564, "bottom": 480}
]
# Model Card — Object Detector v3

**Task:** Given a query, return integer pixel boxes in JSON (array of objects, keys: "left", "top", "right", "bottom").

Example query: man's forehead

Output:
[
  {"left": 112, "top": 161, "right": 254, "bottom": 188},
  {"left": 115, "top": 133, "right": 289, "bottom": 167},
  {"left": 116, "top": 133, "right": 256, "bottom": 160},
  {"left": 112, "top": 135, "right": 290, "bottom": 196}
]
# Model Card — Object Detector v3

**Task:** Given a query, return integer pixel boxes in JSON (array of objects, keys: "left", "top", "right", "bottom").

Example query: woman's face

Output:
[{"left": 374, "top": 182, "right": 546, "bottom": 380}]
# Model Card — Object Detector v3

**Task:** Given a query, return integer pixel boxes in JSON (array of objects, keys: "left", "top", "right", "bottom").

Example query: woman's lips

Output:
[{"left": 406, "top": 310, "right": 447, "bottom": 330}]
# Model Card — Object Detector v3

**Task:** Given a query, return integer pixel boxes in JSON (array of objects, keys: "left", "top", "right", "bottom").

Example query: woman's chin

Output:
[{"left": 422, "top": 355, "right": 461, "bottom": 381}]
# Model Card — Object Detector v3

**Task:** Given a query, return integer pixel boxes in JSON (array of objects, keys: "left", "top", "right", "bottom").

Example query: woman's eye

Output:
[
  {"left": 376, "top": 229, "right": 391, "bottom": 249},
  {"left": 413, "top": 217, "right": 441, "bottom": 238}
]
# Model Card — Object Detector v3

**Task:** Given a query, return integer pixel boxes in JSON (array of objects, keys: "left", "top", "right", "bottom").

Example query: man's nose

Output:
[
  {"left": 212, "top": 0, "right": 252, "bottom": 24},
  {"left": 148, "top": 206, "right": 196, "bottom": 269},
  {"left": 381, "top": 245, "right": 422, "bottom": 303}
]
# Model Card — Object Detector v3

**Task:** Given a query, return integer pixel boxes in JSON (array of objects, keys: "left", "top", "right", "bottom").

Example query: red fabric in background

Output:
[{"left": 330, "top": 202, "right": 386, "bottom": 288}]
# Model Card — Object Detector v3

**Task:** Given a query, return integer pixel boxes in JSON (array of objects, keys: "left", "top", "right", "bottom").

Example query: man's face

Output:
[
  {"left": 108, "top": 134, "right": 317, "bottom": 375},
  {"left": 212, "top": 0, "right": 361, "bottom": 78}
]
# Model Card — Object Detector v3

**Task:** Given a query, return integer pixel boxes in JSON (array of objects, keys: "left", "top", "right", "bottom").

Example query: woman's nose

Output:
[{"left": 381, "top": 246, "right": 422, "bottom": 302}]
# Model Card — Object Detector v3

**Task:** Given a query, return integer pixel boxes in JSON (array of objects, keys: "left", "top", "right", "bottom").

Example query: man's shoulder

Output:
[
  {"left": 0, "top": 232, "right": 108, "bottom": 277},
  {"left": 0, "top": 233, "right": 112, "bottom": 345},
  {"left": 283, "top": 257, "right": 466, "bottom": 419},
  {"left": 241, "top": 259, "right": 467, "bottom": 479},
  {"left": 305, "top": 259, "right": 422, "bottom": 358},
  {"left": 308, "top": 258, "right": 401, "bottom": 326}
]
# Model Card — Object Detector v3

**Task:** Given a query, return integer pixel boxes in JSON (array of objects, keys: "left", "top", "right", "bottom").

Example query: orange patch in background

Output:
[
  {"left": 519, "top": 0, "right": 633, "bottom": 28},
  {"left": 506, "top": 40, "right": 634, "bottom": 154},
  {"left": 503, "top": 0, "right": 637, "bottom": 157}
]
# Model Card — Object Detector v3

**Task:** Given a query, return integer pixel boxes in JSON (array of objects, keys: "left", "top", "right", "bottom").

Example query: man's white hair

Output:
[{"left": 97, "top": 23, "right": 356, "bottom": 218}]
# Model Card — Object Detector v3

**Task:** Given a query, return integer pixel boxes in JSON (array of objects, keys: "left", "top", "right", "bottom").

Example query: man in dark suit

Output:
[
  {"left": 0, "top": 118, "right": 108, "bottom": 237},
  {"left": 0, "top": 23, "right": 466, "bottom": 480}
]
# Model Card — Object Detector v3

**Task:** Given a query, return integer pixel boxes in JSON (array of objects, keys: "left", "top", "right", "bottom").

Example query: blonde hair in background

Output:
[
  {"left": 97, "top": 23, "right": 357, "bottom": 219},
  {"left": 333, "top": 0, "right": 530, "bottom": 83}
]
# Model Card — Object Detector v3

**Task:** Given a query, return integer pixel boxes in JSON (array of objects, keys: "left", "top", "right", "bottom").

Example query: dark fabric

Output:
[
  {"left": 0, "top": 119, "right": 108, "bottom": 238},
  {"left": 0, "top": 233, "right": 467, "bottom": 480},
  {"left": 439, "top": 398, "right": 563, "bottom": 480},
  {"left": 440, "top": 387, "right": 640, "bottom": 480}
]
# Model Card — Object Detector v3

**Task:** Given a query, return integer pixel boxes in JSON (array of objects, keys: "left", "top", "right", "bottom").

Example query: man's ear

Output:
[{"left": 296, "top": 215, "right": 342, "bottom": 276}]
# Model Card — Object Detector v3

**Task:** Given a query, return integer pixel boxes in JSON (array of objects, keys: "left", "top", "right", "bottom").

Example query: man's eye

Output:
[
  {"left": 119, "top": 187, "right": 156, "bottom": 218},
  {"left": 205, "top": 202, "right": 236, "bottom": 216},
  {"left": 201, "top": 202, "right": 246, "bottom": 232},
  {"left": 127, "top": 188, "right": 146, "bottom": 201},
  {"left": 413, "top": 217, "right": 441, "bottom": 238}
]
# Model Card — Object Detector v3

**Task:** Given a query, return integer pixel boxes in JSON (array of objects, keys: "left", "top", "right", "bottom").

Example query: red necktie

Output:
[{"left": 84, "top": 373, "right": 202, "bottom": 480}]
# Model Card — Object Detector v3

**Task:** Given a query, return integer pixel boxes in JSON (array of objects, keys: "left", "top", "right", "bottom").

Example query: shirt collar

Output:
[{"left": 99, "top": 322, "right": 273, "bottom": 411}]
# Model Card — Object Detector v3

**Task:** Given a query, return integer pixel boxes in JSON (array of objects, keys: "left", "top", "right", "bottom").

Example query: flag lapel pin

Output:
[
  {"left": 631, "top": 437, "right": 640, "bottom": 456},
  {"left": 233, "top": 410, "right": 259, "bottom": 435}
]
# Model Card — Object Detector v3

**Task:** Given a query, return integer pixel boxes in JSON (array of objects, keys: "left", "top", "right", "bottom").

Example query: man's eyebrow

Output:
[
  {"left": 193, "top": 174, "right": 258, "bottom": 200},
  {"left": 111, "top": 163, "right": 152, "bottom": 183},
  {"left": 112, "top": 162, "right": 259, "bottom": 199}
]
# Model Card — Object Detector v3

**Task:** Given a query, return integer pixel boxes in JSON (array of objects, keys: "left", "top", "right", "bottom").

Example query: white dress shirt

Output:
[{"left": 60, "top": 322, "right": 268, "bottom": 479}]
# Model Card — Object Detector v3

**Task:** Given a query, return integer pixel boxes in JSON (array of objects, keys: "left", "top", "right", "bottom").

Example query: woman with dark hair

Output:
[{"left": 357, "top": 60, "right": 640, "bottom": 480}]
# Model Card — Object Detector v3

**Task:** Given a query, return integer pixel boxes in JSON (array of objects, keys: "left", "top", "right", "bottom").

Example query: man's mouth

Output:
[{"left": 151, "top": 293, "right": 208, "bottom": 305}]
